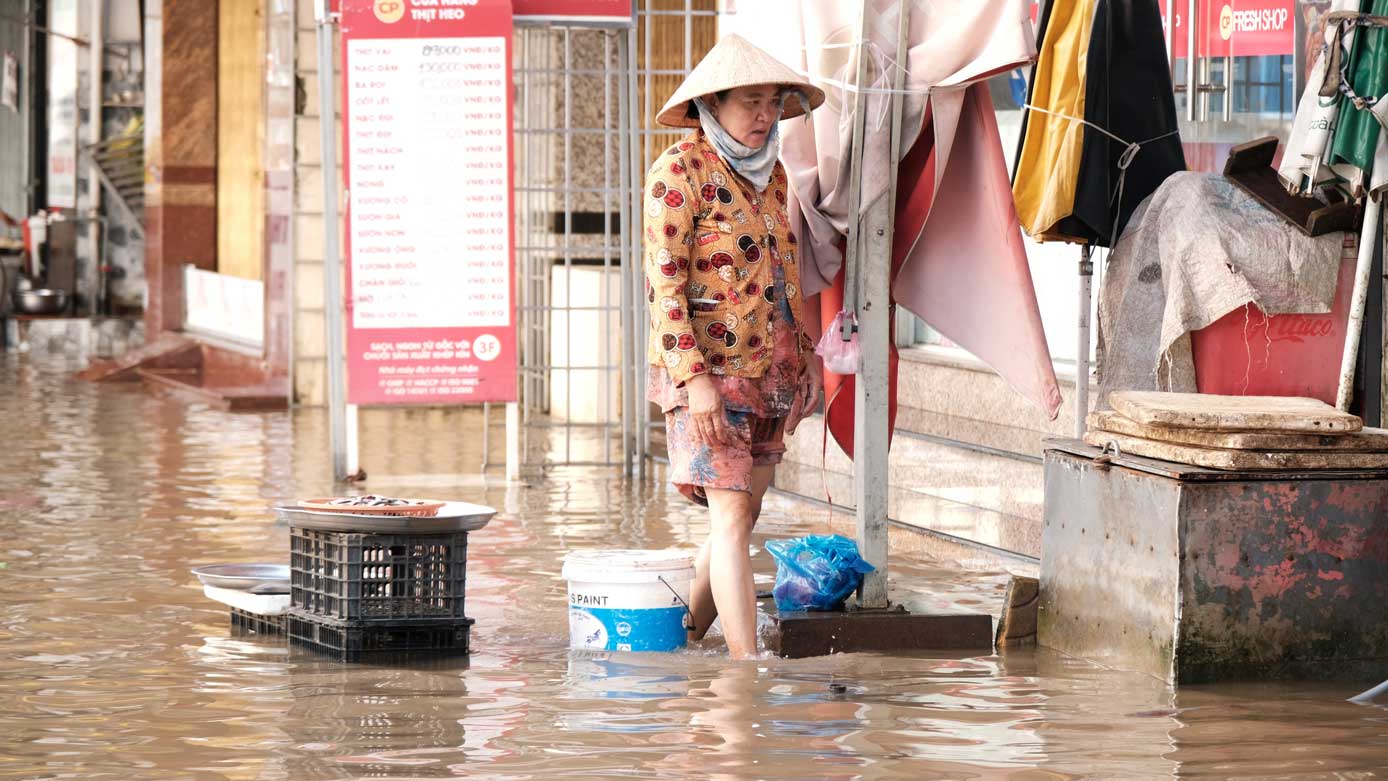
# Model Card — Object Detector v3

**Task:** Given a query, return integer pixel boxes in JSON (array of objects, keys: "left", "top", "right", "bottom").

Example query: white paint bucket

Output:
[{"left": 561, "top": 549, "right": 695, "bottom": 652}]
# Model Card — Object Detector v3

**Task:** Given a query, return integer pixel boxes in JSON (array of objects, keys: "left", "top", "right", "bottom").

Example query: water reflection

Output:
[{"left": 2, "top": 353, "right": 1388, "bottom": 779}]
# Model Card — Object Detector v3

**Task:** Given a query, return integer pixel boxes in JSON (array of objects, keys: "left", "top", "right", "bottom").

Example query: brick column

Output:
[{"left": 143, "top": 0, "right": 218, "bottom": 336}]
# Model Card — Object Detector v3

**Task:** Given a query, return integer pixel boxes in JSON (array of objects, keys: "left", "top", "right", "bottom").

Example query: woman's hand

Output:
[
  {"left": 786, "top": 355, "right": 822, "bottom": 435},
  {"left": 686, "top": 375, "right": 737, "bottom": 445}
]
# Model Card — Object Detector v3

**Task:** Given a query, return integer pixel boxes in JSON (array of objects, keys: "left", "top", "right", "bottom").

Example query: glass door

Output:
[{"left": 1161, "top": 0, "right": 1303, "bottom": 173}]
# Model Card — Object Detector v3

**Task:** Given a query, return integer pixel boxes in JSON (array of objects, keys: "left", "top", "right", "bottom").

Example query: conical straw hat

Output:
[{"left": 656, "top": 33, "right": 826, "bottom": 128}]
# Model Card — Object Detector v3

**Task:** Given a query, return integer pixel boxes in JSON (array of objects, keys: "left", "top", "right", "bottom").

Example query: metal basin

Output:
[
  {"left": 190, "top": 563, "right": 290, "bottom": 592},
  {"left": 13, "top": 288, "right": 68, "bottom": 315}
]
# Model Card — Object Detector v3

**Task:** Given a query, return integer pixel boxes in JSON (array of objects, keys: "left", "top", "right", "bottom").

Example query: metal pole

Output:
[
  {"left": 1222, "top": 53, "right": 1233, "bottom": 120},
  {"left": 603, "top": 29, "right": 614, "bottom": 466},
  {"left": 86, "top": 0, "right": 103, "bottom": 316},
  {"left": 482, "top": 402, "right": 491, "bottom": 470},
  {"left": 506, "top": 401, "right": 521, "bottom": 480},
  {"left": 1185, "top": 0, "right": 1197, "bottom": 122},
  {"left": 1164, "top": 0, "right": 1174, "bottom": 72},
  {"left": 346, "top": 402, "right": 360, "bottom": 476},
  {"left": 1351, "top": 677, "right": 1388, "bottom": 703},
  {"left": 1336, "top": 199, "right": 1382, "bottom": 411},
  {"left": 841, "top": 19, "right": 870, "bottom": 337},
  {"left": 633, "top": 17, "right": 649, "bottom": 477},
  {"left": 851, "top": 1, "right": 909, "bottom": 610},
  {"left": 1382, "top": 218, "right": 1388, "bottom": 427},
  {"left": 563, "top": 28, "right": 573, "bottom": 463},
  {"left": 1076, "top": 245, "right": 1093, "bottom": 437},
  {"left": 504, "top": 26, "right": 524, "bottom": 481},
  {"left": 21, "top": 0, "right": 31, "bottom": 216},
  {"left": 316, "top": 0, "right": 353, "bottom": 481},
  {"left": 617, "top": 29, "right": 635, "bottom": 474},
  {"left": 519, "top": 27, "right": 532, "bottom": 469}
]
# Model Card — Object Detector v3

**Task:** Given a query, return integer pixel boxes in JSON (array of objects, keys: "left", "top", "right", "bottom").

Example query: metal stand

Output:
[
  {"left": 1076, "top": 245, "right": 1093, "bottom": 437},
  {"left": 1337, "top": 198, "right": 1382, "bottom": 411},
  {"left": 843, "top": 3, "right": 909, "bottom": 609},
  {"left": 85, "top": 0, "right": 103, "bottom": 319},
  {"left": 315, "top": 1, "right": 358, "bottom": 482}
]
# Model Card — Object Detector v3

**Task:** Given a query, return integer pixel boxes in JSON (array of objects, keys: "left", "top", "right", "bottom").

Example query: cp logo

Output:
[
  {"left": 1219, "top": 5, "right": 1233, "bottom": 41},
  {"left": 374, "top": 0, "right": 404, "bottom": 23}
]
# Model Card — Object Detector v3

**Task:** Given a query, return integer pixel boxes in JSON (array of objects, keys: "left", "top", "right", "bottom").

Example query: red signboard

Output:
[
  {"left": 1161, "top": 0, "right": 1295, "bottom": 59},
  {"left": 340, "top": 0, "right": 517, "bottom": 404},
  {"left": 512, "top": 0, "right": 633, "bottom": 24}
]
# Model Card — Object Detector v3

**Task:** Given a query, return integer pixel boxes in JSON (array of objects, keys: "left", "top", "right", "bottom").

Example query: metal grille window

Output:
[
  {"left": 514, "top": 24, "right": 631, "bottom": 469},
  {"left": 511, "top": 2, "right": 720, "bottom": 473}
]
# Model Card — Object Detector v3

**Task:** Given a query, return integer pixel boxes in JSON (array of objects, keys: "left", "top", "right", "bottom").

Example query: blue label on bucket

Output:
[{"left": 568, "top": 606, "right": 686, "bottom": 652}]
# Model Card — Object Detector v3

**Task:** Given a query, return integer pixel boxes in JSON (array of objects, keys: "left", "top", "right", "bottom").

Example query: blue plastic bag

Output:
[{"left": 765, "top": 534, "right": 876, "bottom": 612}]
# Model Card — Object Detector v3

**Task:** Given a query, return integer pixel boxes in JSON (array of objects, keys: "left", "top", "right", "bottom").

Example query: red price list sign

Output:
[{"left": 340, "top": 0, "right": 516, "bottom": 404}]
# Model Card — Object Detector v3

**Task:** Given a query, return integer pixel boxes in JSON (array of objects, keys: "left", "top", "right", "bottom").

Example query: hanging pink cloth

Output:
[
  {"left": 893, "top": 84, "right": 1063, "bottom": 423},
  {"left": 745, "top": 0, "right": 1060, "bottom": 457}
]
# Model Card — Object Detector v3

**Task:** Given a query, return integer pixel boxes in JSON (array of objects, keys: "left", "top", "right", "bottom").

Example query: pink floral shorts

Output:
[{"left": 665, "top": 409, "right": 788, "bottom": 506}]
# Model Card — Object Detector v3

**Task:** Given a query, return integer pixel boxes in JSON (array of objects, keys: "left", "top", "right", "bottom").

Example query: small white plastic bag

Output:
[{"left": 815, "top": 310, "right": 861, "bottom": 375}]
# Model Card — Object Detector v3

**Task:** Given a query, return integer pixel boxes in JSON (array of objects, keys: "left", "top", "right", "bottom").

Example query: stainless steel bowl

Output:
[
  {"left": 190, "top": 563, "right": 291, "bottom": 592},
  {"left": 13, "top": 288, "right": 67, "bottom": 315}
]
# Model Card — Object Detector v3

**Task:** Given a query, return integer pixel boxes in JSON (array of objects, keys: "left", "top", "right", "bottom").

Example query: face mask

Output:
[{"left": 692, "top": 95, "right": 782, "bottom": 192}]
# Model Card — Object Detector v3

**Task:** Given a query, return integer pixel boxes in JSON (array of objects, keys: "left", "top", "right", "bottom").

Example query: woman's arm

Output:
[
  {"left": 644, "top": 161, "right": 736, "bottom": 444},
  {"left": 643, "top": 170, "right": 707, "bottom": 386}
]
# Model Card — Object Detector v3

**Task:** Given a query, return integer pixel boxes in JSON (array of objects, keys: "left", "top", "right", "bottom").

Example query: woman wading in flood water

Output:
[{"left": 643, "top": 35, "right": 825, "bottom": 658}]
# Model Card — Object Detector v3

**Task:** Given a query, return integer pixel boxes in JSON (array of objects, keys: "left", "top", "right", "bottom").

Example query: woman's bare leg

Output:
[{"left": 686, "top": 466, "right": 777, "bottom": 657}]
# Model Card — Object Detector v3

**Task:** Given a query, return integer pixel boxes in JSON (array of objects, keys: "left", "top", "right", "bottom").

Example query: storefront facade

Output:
[{"left": 777, "top": 0, "right": 1387, "bottom": 565}]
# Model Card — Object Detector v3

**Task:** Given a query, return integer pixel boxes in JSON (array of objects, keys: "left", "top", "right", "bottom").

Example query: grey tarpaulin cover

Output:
[{"left": 1096, "top": 173, "right": 1345, "bottom": 403}]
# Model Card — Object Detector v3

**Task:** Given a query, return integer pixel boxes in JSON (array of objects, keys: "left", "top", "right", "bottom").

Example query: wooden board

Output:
[
  {"left": 1108, "top": 391, "right": 1362, "bottom": 433},
  {"left": 217, "top": 0, "right": 266, "bottom": 282},
  {"left": 1088, "top": 411, "right": 1388, "bottom": 452},
  {"left": 1082, "top": 431, "right": 1388, "bottom": 471},
  {"left": 995, "top": 575, "right": 1038, "bottom": 649}
]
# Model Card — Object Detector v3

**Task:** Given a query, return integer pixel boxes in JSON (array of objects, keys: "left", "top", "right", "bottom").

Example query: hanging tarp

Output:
[
  {"left": 1283, "top": 4, "right": 1388, "bottom": 197},
  {"left": 1097, "top": 173, "right": 1343, "bottom": 401},
  {"left": 1328, "top": 0, "right": 1388, "bottom": 197},
  {"left": 1279, "top": 0, "right": 1361, "bottom": 195},
  {"left": 893, "top": 83, "right": 1063, "bottom": 418},
  {"left": 742, "top": 0, "right": 1061, "bottom": 458}
]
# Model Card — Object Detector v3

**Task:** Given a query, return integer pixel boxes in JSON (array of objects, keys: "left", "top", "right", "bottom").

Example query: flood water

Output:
[{"left": 3, "top": 353, "right": 1388, "bottom": 780}]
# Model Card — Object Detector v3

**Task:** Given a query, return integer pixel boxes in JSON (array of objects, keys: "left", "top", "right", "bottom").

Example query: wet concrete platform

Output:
[{"left": 1042, "top": 441, "right": 1388, "bottom": 684}]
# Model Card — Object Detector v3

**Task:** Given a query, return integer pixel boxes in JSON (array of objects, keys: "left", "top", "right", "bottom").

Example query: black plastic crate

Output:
[
  {"left": 290, "top": 527, "right": 469, "bottom": 622},
  {"left": 230, "top": 608, "right": 285, "bottom": 637},
  {"left": 286, "top": 611, "right": 474, "bottom": 661}
]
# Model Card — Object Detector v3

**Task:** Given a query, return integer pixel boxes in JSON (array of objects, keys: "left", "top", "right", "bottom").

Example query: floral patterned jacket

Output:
[{"left": 643, "top": 130, "right": 813, "bottom": 385}]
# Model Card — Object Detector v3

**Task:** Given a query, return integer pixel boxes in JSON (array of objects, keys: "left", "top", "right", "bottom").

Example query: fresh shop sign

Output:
[
  {"left": 1160, "top": 0, "right": 1294, "bottom": 59},
  {"left": 1222, "top": 5, "right": 1291, "bottom": 39}
]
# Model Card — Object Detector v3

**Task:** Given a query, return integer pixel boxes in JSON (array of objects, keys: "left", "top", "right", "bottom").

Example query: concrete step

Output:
[
  {"left": 78, "top": 332, "right": 192, "bottom": 382},
  {"left": 137, "top": 367, "right": 289, "bottom": 412}
]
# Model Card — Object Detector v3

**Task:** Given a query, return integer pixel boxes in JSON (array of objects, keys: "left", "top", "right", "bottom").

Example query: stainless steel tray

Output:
[
  {"left": 272, "top": 501, "right": 495, "bottom": 533},
  {"left": 191, "top": 563, "right": 291, "bottom": 592}
]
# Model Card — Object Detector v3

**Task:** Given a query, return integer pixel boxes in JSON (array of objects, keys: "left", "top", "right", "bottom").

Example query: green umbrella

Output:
[
  {"left": 1328, "top": 2, "right": 1388, "bottom": 195},
  {"left": 1322, "top": 4, "right": 1388, "bottom": 409}
]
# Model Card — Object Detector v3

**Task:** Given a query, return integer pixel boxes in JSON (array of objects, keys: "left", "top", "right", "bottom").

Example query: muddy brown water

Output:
[{"left": 2, "top": 354, "right": 1387, "bottom": 779}]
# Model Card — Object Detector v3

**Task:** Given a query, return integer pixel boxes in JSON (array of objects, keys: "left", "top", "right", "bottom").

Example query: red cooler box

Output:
[{"left": 1191, "top": 234, "right": 1357, "bottom": 405}]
